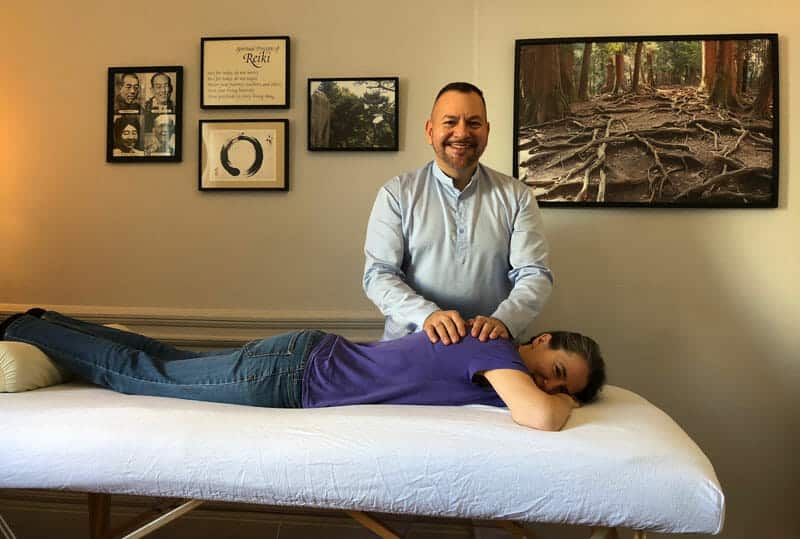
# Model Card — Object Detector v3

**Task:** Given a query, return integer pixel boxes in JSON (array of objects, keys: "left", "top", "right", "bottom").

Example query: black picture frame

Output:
[
  {"left": 201, "top": 36, "right": 290, "bottom": 109},
  {"left": 513, "top": 34, "right": 778, "bottom": 208},
  {"left": 308, "top": 77, "right": 399, "bottom": 151},
  {"left": 199, "top": 119, "right": 289, "bottom": 191},
  {"left": 107, "top": 66, "right": 183, "bottom": 162}
]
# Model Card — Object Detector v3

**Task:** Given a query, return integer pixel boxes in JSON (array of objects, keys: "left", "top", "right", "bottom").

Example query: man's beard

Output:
[{"left": 436, "top": 138, "right": 481, "bottom": 173}]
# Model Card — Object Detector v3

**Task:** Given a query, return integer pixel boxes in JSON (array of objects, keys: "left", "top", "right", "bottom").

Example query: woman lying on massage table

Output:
[{"left": 1, "top": 309, "right": 605, "bottom": 431}]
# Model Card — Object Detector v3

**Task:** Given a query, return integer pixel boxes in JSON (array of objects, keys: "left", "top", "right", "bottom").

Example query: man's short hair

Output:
[
  {"left": 119, "top": 72, "right": 140, "bottom": 87},
  {"left": 433, "top": 82, "right": 486, "bottom": 112},
  {"left": 529, "top": 330, "right": 606, "bottom": 404}
]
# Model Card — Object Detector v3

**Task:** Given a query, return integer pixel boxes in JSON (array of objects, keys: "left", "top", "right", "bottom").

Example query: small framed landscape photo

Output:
[
  {"left": 513, "top": 34, "right": 778, "bottom": 208},
  {"left": 201, "top": 36, "right": 290, "bottom": 109},
  {"left": 199, "top": 119, "right": 289, "bottom": 191},
  {"left": 308, "top": 77, "right": 399, "bottom": 151},
  {"left": 107, "top": 66, "right": 183, "bottom": 162}
]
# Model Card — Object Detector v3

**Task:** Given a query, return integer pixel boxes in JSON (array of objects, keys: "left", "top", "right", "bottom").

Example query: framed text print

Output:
[{"left": 201, "top": 36, "right": 290, "bottom": 108}]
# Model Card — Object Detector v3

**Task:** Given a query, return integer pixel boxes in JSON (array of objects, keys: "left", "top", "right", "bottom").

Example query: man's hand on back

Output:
[
  {"left": 468, "top": 316, "right": 510, "bottom": 342},
  {"left": 423, "top": 310, "right": 467, "bottom": 345}
]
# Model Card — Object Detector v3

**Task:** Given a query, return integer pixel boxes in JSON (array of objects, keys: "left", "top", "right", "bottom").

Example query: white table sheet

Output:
[{"left": 0, "top": 384, "right": 724, "bottom": 533}]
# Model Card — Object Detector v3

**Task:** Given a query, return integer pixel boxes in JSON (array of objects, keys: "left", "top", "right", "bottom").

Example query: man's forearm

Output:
[
  {"left": 492, "top": 269, "right": 554, "bottom": 339},
  {"left": 363, "top": 265, "right": 439, "bottom": 330}
]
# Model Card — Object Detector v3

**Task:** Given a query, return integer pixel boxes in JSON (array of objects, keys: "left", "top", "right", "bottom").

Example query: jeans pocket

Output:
[{"left": 243, "top": 331, "right": 301, "bottom": 358}]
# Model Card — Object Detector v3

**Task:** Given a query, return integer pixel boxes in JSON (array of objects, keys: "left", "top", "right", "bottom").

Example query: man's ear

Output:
[
  {"left": 424, "top": 119, "right": 433, "bottom": 144},
  {"left": 534, "top": 333, "right": 551, "bottom": 347}
]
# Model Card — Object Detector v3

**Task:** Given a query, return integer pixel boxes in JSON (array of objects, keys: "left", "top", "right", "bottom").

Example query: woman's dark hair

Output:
[
  {"left": 113, "top": 115, "right": 140, "bottom": 150},
  {"left": 529, "top": 331, "right": 606, "bottom": 404}
]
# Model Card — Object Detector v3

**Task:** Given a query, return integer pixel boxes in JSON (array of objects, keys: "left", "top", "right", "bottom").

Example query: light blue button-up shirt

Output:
[{"left": 363, "top": 161, "right": 554, "bottom": 341}]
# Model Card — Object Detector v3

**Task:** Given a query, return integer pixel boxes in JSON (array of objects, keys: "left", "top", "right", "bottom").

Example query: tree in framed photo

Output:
[{"left": 308, "top": 78, "right": 398, "bottom": 151}]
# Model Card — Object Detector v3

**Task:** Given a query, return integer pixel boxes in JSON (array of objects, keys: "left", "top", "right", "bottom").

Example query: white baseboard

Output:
[{"left": 0, "top": 303, "right": 385, "bottom": 346}]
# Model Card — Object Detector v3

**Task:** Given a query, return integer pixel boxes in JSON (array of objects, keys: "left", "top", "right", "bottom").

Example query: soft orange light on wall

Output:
[
  {"left": 0, "top": 86, "right": 8, "bottom": 170},
  {"left": 0, "top": 85, "right": 19, "bottom": 181},
  {"left": 0, "top": 85, "right": 27, "bottom": 262}
]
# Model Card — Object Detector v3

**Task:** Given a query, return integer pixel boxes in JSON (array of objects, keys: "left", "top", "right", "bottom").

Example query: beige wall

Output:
[{"left": 1, "top": 0, "right": 798, "bottom": 537}]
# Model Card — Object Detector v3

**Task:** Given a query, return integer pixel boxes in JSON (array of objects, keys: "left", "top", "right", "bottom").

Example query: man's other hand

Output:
[
  {"left": 468, "top": 316, "right": 510, "bottom": 342},
  {"left": 423, "top": 310, "right": 467, "bottom": 345}
]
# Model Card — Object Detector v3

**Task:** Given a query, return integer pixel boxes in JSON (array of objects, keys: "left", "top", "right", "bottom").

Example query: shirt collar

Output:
[{"left": 431, "top": 161, "right": 481, "bottom": 196}]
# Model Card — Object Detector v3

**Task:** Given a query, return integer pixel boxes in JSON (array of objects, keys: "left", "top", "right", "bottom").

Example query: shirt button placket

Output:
[{"left": 456, "top": 200, "right": 466, "bottom": 264}]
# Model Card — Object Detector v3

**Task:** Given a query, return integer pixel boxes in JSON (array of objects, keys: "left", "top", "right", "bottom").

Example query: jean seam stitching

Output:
[{"left": 10, "top": 336, "right": 288, "bottom": 388}]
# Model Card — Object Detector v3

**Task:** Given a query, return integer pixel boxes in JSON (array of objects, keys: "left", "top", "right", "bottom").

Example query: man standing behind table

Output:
[{"left": 363, "top": 82, "right": 554, "bottom": 345}]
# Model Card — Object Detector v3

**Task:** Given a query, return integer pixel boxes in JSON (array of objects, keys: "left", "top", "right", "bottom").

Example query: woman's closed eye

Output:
[{"left": 554, "top": 364, "right": 566, "bottom": 380}]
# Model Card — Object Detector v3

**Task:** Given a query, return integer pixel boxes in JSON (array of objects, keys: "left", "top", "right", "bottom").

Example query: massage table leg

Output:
[
  {"left": 116, "top": 500, "right": 204, "bottom": 539},
  {"left": 494, "top": 520, "right": 541, "bottom": 538},
  {"left": 589, "top": 527, "right": 619, "bottom": 539},
  {"left": 345, "top": 511, "right": 401, "bottom": 538},
  {"left": 88, "top": 493, "right": 111, "bottom": 539},
  {"left": 87, "top": 494, "right": 203, "bottom": 539}
]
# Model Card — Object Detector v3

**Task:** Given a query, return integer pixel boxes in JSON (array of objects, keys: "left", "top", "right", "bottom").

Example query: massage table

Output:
[{"left": 0, "top": 383, "right": 724, "bottom": 539}]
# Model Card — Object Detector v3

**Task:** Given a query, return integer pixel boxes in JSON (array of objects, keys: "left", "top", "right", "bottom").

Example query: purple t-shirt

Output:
[{"left": 301, "top": 332, "right": 528, "bottom": 408}]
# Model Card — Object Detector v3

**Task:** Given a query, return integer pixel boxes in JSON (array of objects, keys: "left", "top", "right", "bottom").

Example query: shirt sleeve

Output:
[
  {"left": 362, "top": 182, "right": 440, "bottom": 332},
  {"left": 490, "top": 188, "right": 554, "bottom": 340},
  {"left": 465, "top": 338, "right": 529, "bottom": 380}
]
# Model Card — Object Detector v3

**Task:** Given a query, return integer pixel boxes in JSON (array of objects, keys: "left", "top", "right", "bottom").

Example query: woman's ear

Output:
[{"left": 534, "top": 333, "right": 552, "bottom": 347}]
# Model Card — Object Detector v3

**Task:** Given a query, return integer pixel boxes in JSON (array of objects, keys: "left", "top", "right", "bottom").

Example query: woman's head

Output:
[
  {"left": 114, "top": 116, "right": 140, "bottom": 152},
  {"left": 518, "top": 331, "right": 606, "bottom": 404}
]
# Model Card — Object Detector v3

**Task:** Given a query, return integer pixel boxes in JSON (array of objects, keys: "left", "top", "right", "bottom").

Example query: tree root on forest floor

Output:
[{"left": 517, "top": 89, "right": 774, "bottom": 204}]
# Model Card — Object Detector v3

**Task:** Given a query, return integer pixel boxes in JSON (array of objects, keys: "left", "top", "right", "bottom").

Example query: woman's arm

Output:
[{"left": 482, "top": 369, "right": 578, "bottom": 431}]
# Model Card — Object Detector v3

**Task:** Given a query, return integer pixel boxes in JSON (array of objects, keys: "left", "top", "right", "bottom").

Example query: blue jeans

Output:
[{"left": 5, "top": 312, "right": 325, "bottom": 408}]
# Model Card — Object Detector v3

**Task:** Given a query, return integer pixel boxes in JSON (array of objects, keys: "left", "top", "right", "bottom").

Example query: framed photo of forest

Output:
[
  {"left": 307, "top": 77, "right": 399, "bottom": 151},
  {"left": 513, "top": 34, "right": 778, "bottom": 208}
]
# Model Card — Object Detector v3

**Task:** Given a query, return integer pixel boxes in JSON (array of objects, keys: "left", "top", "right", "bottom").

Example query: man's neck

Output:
[{"left": 436, "top": 161, "right": 478, "bottom": 191}]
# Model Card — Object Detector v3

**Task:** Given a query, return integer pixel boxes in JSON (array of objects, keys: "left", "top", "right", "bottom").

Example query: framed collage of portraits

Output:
[{"left": 106, "top": 66, "right": 183, "bottom": 163}]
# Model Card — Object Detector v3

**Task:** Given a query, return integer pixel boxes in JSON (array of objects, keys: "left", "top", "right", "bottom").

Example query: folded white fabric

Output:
[{"left": 0, "top": 323, "right": 130, "bottom": 393}]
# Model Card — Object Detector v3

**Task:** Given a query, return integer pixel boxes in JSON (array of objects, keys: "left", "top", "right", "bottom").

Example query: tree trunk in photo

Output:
[
  {"left": 738, "top": 40, "right": 751, "bottom": 94},
  {"left": 753, "top": 41, "right": 773, "bottom": 118},
  {"left": 602, "top": 59, "right": 615, "bottom": 92},
  {"left": 646, "top": 51, "right": 656, "bottom": 86},
  {"left": 632, "top": 42, "right": 644, "bottom": 92},
  {"left": 518, "top": 47, "right": 537, "bottom": 126},
  {"left": 578, "top": 42, "right": 593, "bottom": 100},
  {"left": 709, "top": 40, "right": 741, "bottom": 109},
  {"left": 612, "top": 52, "right": 625, "bottom": 94},
  {"left": 701, "top": 41, "right": 718, "bottom": 92},
  {"left": 687, "top": 63, "right": 700, "bottom": 86},
  {"left": 560, "top": 45, "right": 577, "bottom": 101},
  {"left": 525, "top": 44, "right": 571, "bottom": 124}
]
